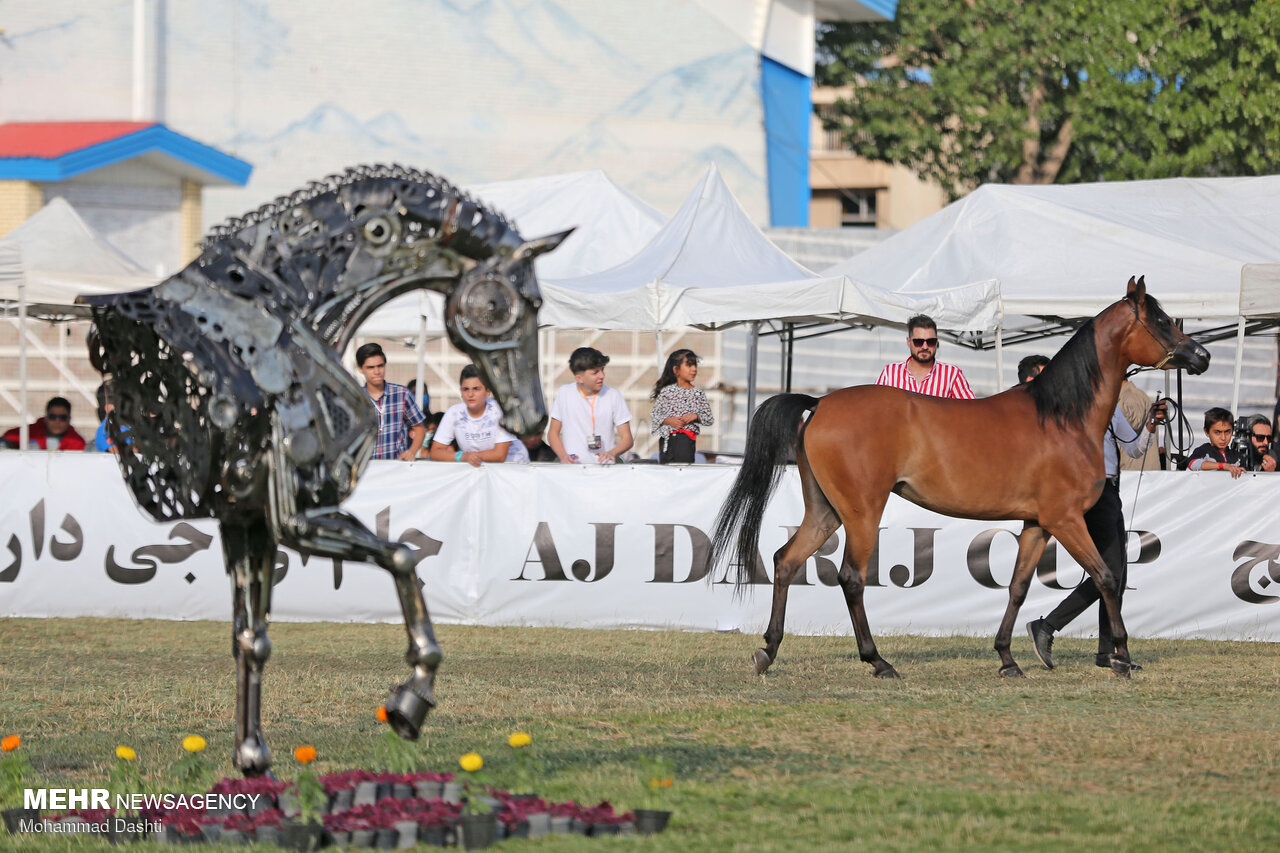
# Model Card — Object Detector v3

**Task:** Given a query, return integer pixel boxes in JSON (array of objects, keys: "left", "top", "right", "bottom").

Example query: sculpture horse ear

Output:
[
  {"left": 1125, "top": 274, "right": 1147, "bottom": 303},
  {"left": 510, "top": 228, "right": 576, "bottom": 263}
]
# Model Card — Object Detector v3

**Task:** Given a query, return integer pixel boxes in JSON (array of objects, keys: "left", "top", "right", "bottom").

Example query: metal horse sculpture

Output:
[
  {"left": 712, "top": 278, "right": 1209, "bottom": 679},
  {"left": 80, "top": 165, "right": 568, "bottom": 775}
]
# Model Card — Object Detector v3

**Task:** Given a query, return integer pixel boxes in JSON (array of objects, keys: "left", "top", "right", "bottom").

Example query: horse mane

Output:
[
  {"left": 201, "top": 163, "right": 512, "bottom": 249},
  {"left": 1022, "top": 319, "right": 1102, "bottom": 428}
]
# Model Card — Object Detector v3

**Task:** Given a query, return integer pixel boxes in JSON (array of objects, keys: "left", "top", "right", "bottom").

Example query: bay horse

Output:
[
  {"left": 712, "top": 278, "right": 1209, "bottom": 679},
  {"left": 80, "top": 165, "right": 569, "bottom": 775}
]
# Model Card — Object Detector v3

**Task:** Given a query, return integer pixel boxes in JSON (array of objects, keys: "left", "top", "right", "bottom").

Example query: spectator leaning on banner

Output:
[
  {"left": 3, "top": 396, "right": 88, "bottom": 451},
  {"left": 1244, "top": 414, "right": 1276, "bottom": 472},
  {"left": 355, "top": 342, "right": 426, "bottom": 461},
  {"left": 876, "top": 315, "right": 975, "bottom": 399}
]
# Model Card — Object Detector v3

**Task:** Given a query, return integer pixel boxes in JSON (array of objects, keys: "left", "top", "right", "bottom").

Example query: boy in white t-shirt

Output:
[
  {"left": 429, "top": 364, "right": 525, "bottom": 466},
  {"left": 548, "top": 347, "right": 633, "bottom": 464}
]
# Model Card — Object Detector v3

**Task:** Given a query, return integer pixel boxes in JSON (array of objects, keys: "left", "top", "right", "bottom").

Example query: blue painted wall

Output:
[{"left": 761, "top": 56, "right": 810, "bottom": 227}]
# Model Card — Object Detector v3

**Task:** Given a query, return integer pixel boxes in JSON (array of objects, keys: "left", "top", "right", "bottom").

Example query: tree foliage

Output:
[{"left": 817, "top": 1, "right": 1280, "bottom": 200}]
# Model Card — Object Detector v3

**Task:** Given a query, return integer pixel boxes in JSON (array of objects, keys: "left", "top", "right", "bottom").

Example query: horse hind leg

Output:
[
  {"left": 279, "top": 507, "right": 442, "bottom": 737},
  {"left": 757, "top": 485, "right": 841, "bottom": 676},
  {"left": 836, "top": 512, "right": 898, "bottom": 679},
  {"left": 993, "top": 523, "right": 1049, "bottom": 678},
  {"left": 223, "top": 520, "right": 275, "bottom": 776}
]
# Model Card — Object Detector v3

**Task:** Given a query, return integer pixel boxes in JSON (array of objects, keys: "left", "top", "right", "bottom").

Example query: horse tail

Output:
[{"left": 710, "top": 394, "right": 820, "bottom": 594}]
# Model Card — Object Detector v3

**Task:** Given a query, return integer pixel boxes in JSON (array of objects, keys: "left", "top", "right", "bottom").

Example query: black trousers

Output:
[
  {"left": 659, "top": 432, "right": 696, "bottom": 464},
  {"left": 1043, "top": 479, "right": 1127, "bottom": 655}
]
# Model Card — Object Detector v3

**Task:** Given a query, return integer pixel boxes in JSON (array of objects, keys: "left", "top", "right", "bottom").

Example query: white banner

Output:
[{"left": 2, "top": 455, "right": 1278, "bottom": 642}]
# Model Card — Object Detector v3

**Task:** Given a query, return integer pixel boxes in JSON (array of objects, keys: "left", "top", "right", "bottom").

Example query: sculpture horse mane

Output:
[{"left": 80, "top": 164, "right": 569, "bottom": 775}]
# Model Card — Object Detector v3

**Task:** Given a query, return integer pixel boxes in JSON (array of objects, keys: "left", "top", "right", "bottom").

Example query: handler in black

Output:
[{"left": 1027, "top": 398, "right": 1166, "bottom": 671}]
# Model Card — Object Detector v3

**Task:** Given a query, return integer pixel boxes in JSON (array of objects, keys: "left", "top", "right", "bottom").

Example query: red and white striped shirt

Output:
[{"left": 875, "top": 359, "right": 975, "bottom": 399}]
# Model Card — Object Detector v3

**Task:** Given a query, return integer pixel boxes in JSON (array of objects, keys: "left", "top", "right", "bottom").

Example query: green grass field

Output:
[{"left": 1, "top": 618, "right": 1278, "bottom": 851}]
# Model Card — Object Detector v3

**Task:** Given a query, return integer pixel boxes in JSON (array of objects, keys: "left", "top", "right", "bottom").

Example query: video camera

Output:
[{"left": 1231, "top": 417, "right": 1268, "bottom": 471}]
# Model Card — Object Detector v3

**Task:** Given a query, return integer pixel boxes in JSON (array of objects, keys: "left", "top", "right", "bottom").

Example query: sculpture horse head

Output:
[{"left": 79, "top": 165, "right": 569, "bottom": 775}]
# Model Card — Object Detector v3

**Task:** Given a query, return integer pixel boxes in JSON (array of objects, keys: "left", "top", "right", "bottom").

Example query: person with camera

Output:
[
  {"left": 1026, "top": 396, "right": 1166, "bottom": 672},
  {"left": 1241, "top": 415, "right": 1276, "bottom": 472},
  {"left": 1185, "top": 407, "right": 1246, "bottom": 478}
]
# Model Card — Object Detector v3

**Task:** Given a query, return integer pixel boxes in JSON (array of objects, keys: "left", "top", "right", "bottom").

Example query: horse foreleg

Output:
[
  {"left": 223, "top": 520, "right": 275, "bottom": 776},
  {"left": 836, "top": 517, "right": 897, "bottom": 678},
  {"left": 279, "top": 508, "right": 442, "bottom": 738},
  {"left": 1047, "top": 516, "right": 1133, "bottom": 677},
  {"left": 759, "top": 507, "right": 840, "bottom": 675},
  {"left": 994, "top": 524, "right": 1049, "bottom": 678}
]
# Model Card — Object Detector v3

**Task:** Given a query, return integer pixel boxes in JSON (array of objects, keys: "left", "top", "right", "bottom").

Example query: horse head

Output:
[
  {"left": 1120, "top": 276, "right": 1210, "bottom": 374},
  {"left": 444, "top": 228, "right": 572, "bottom": 437}
]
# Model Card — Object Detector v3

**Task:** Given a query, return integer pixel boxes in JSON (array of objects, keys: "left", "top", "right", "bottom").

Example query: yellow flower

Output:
[
  {"left": 649, "top": 777, "right": 661, "bottom": 789},
  {"left": 182, "top": 735, "right": 207, "bottom": 753},
  {"left": 1, "top": 735, "right": 19, "bottom": 752},
  {"left": 508, "top": 732, "right": 532, "bottom": 749},
  {"left": 295, "top": 745, "right": 317, "bottom": 764},
  {"left": 459, "top": 752, "right": 483, "bottom": 773},
  {"left": 115, "top": 745, "right": 137, "bottom": 761}
]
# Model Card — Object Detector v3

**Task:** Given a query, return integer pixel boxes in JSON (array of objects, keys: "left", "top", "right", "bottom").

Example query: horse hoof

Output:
[
  {"left": 999, "top": 664, "right": 1024, "bottom": 678},
  {"left": 1110, "top": 659, "right": 1135, "bottom": 678},
  {"left": 873, "top": 666, "right": 900, "bottom": 679},
  {"left": 752, "top": 649, "right": 772, "bottom": 675}
]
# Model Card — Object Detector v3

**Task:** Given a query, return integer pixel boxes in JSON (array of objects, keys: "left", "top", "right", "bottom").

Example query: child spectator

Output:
[
  {"left": 1186, "top": 407, "right": 1245, "bottom": 478},
  {"left": 415, "top": 412, "right": 445, "bottom": 459},
  {"left": 356, "top": 342, "right": 426, "bottom": 461},
  {"left": 547, "top": 347, "right": 633, "bottom": 464},
  {"left": 650, "top": 348, "right": 715, "bottom": 464},
  {"left": 429, "top": 364, "right": 526, "bottom": 465}
]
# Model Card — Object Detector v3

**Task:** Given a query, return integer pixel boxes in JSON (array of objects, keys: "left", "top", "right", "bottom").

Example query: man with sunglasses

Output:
[
  {"left": 1244, "top": 415, "right": 1276, "bottom": 472},
  {"left": 876, "top": 315, "right": 975, "bottom": 399},
  {"left": 3, "top": 396, "right": 88, "bottom": 451}
]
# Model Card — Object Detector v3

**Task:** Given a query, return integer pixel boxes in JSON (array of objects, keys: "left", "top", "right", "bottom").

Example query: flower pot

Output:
[
  {"left": 327, "top": 829, "right": 351, "bottom": 847},
  {"left": 2, "top": 808, "right": 39, "bottom": 834},
  {"left": 198, "top": 823, "right": 223, "bottom": 844},
  {"left": 634, "top": 808, "right": 671, "bottom": 834},
  {"left": 280, "top": 819, "right": 324, "bottom": 852},
  {"left": 278, "top": 792, "right": 300, "bottom": 818},
  {"left": 414, "top": 780, "right": 443, "bottom": 800},
  {"left": 526, "top": 812, "right": 551, "bottom": 838},
  {"left": 420, "top": 824, "right": 447, "bottom": 847},
  {"left": 255, "top": 824, "right": 282, "bottom": 846},
  {"left": 458, "top": 813, "right": 497, "bottom": 850},
  {"left": 440, "top": 781, "right": 462, "bottom": 804},
  {"left": 394, "top": 820, "right": 418, "bottom": 848},
  {"left": 221, "top": 828, "right": 246, "bottom": 845},
  {"left": 375, "top": 827, "right": 398, "bottom": 849},
  {"left": 353, "top": 781, "right": 380, "bottom": 807},
  {"left": 505, "top": 820, "right": 530, "bottom": 839},
  {"left": 375, "top": 782, "right": 394, "bottom": 801},
  {"left": 332, "top": 788, "right": 356, "bottom": 812},
  {"left": 592, "top": 822, "right": 620, "bottom": 836},
  {"left": 549, "top": 815, "right": 571, "bottom": 834},
  {"left": 392, "top": 783, "right": 413, "bottom": 800},
  {"left": 351, "top": 828, "right": 376, "bottom": 848},
  {"left": 570, "top": 818, "right": 589, "bottom": 834}
]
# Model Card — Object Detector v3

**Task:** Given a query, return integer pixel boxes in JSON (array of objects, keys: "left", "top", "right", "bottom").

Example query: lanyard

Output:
[{"left": 578, "top": 386, "right": 598, "bottom": 434}]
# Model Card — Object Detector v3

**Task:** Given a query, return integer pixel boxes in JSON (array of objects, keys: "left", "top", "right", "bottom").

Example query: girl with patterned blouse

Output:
[{"left": 650, "top": 349, "right": 714, "bottom": 464}]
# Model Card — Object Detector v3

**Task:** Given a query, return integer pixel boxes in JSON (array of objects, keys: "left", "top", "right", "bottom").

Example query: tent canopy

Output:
[
  {"left": 542, "top": 164, "right": 998, "bottom": 332},
  {"left": 825, "top": 176, "right": 1280, "bottom": 321},
  {"left": 0, "top": 198, "right": 156, "bottom": 318}
]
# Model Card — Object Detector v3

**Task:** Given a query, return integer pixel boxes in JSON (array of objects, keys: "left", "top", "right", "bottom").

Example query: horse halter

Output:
[{"left": 1125, "top": 297, "right": 1177, "bottom": 369}]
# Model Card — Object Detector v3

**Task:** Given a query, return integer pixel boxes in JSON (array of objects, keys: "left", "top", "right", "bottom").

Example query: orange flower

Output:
[
  {"left": 294, "top": 745, "right": 317, "bottom": 764},
  {"left": 376, "top": 706, "right": 389, "bottom": 723},
  {"left": 1, "top": 735, "right": 19, "bottom": 752}
]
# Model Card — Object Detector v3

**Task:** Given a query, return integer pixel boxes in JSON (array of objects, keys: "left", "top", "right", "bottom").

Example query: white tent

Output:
[
  {"left": 0, "top": 198, "right": 157, "bottom": 451},
  {"left": 358, "top": 169, "right": 667, "bottom": 339},
  {"left": 823, "top": 175, "right": 1280, "bottom": 410},
  {"left": 825, "top": 176, "right": 1280, "bottom": 320},
  {"left": 541, "top": 164, "right": 999, "bottom": 333}
]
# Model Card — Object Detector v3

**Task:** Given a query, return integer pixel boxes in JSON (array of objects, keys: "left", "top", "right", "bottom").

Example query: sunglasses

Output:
[
  {"left": 45, "top": 413, "right": 69, "bottom": 421},
  {"left": 911, "top": 337, "right": 939, "bottom": 347},
  {"left": 1253, "top": 433, "right": 1272, "bottom": 441}
]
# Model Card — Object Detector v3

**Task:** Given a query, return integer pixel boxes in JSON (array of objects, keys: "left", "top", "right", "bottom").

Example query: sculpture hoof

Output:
[
  {"left": 873, "top": 665, "right": 900, "bottom": 679},
  {"left": 752, "top": 648, "right": 772, "bottom": 675},
  {"left": 235, "top": 737, "right": 273, "bottom": 777},
  {"left": 1110, "top": 658, "right": 1135, "bottom": 678},
  {"left": 385, "top": 682, "right": 435, "bottom": 740},
  {"left": 999, "top": 664, "right": 1024, "bottom": 678}
]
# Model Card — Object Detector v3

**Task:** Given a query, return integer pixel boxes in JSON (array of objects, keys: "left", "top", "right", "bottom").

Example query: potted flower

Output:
[
  {"left": 280, "top": 745, "right": 325, "bottom": 852},
  {"left": 1, "top": 735, "right": 37, "bottom": 834},
  {"left": 456, "top": 752, "right": 496, "bottom": 850},
  {"left": 634, "top": 755, "right": 674, "bottom": 834},
  {"left": 169, "top": 734, "right": 214, "bottom": 794},
  {"left": 107, "top": 744, "right": 144, "bottom": 842}
]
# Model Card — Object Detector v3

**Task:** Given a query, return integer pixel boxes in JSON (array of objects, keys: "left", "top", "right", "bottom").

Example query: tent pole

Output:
[
  {"left": 994, "top": 323, "right": 1005, "bottom": 388},
  {"left": 1230, "top": 315, "right": 1245, "bottom": 418},
  {"left": 416, "top": 292, "right": 428, "bottom": 413},
  {"left": 1163, "top": 367, "right": 1172, "bottom": 470},
  {"left": 746, "top": 321, "right": 760, "bottom": 432},
  {"left": 18, "top": 277, "right": 28, "bottom": 452}
]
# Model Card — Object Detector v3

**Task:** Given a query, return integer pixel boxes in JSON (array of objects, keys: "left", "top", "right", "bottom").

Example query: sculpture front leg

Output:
[
  {"left": 223, "top": 520, "right": 276, "bottom": 776},
  {"left": 280, "top": 508, "right": 442, "bottom": 739}
]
